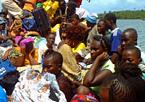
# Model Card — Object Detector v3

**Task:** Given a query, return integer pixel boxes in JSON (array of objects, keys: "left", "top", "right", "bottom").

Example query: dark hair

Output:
[
  {"left": 104, "top": 13, "right": 117, "bottom": 24},
  {"left": 66, "top": 25, "right": 85, "bottom": 41},
  {"left": 124, "top": 46, "right": 141, "bottom": 59},
  {"left": 93, "top": 35, "right": 110, "bottom": 53},
  {"left": 43, "top": 51, "right": 63, "bottom": 67},
  {"left": 123, "top": 28, "right": 138, "bottom": 45},
  {"left": 98, "top": 18, "right": 109, "bottom": 31},
  {"left": 71, "top": 14, "right": 80, "bottom": 20},
  {"left": 101, "top": 63, "right": 145, "bottom": 102}
]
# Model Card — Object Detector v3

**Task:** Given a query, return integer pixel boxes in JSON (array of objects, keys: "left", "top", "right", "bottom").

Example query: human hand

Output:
[{"left": 96, "top": 52, "right": 109, "bottom": 62}]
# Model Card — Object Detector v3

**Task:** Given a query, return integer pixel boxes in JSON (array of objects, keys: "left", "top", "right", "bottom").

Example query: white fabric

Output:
[
  {"left": 11, "top": 69, "right": 67, "bottom": 102},
  {"left": 1, "top": 0, "right": 23, "bottom": 18}
]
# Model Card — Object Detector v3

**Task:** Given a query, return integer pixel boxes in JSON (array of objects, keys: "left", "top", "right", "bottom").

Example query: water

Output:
[{"left": 117, "top": 19, "right": 145, "bottom": 52}]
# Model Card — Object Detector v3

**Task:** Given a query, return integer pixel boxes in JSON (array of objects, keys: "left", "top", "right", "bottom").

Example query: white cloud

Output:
[{"left": 81, "top": 0, "right": 145, "bottom": 13}]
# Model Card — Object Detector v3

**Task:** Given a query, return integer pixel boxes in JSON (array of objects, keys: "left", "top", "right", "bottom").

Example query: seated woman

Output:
[
  {"left": 58, "top": 25, "right": 87, "bottom": 84},
  {"left": 83, "top": 35, "right": 114, "bottom": 94}
]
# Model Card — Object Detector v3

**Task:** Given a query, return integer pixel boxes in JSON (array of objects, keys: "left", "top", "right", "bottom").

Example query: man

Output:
[{"left": 104, "top": 13, "right": 122, "bottom": 63}]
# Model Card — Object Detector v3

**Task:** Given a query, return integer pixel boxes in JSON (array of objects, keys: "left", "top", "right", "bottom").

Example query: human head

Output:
[
  {"left": 121, "top": 28, "right": 137, "bottom": 50},
  {"left": 46, "top": 32, "right": 56, "bottom": 49},
  {"left": 99, "top": 62, "right": 142, "bottom": 102},
  {"left": 104, "top": 13, "right": 117, "bottom": 30},
  {"left": 71, "top": 14, "right": 80, "bottom": 25},
  {"left": 97, "top": 18, "right": 109, "bottom": 35},
  {"left": 122, "top": 46, "right": 141, "bottom": 65},
  {"left": 90, "top": 35, "right": 110, "bottom": 60},
  {"left": 59, "top": 23, "right": 72, "bottom": 40},
  {"left": 65, "top": 25, "right": 85, "bottom": 48},
  {"left": 42, "top": 51, "right": 63, "bottom": 76},
  {"left": 100, "top": 75, "right": 137, "bottom": 102},
  {"left": 86, "top": 15, "right": 97, "bottom": 28}
]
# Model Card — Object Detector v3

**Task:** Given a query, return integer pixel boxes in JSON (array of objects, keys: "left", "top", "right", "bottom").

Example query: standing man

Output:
[{"left": 104, "top": 13, "right": 122, "bottom": 63}]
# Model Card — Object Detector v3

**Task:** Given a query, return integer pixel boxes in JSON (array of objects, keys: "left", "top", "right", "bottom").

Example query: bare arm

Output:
[{"left": 83, "top": 52, "right": 111, "bottom": 87}]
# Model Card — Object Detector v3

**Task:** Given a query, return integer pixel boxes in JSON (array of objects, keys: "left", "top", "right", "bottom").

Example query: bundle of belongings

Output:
[{"left": 11, "top": 69, "right": 67, "bottom": 102}]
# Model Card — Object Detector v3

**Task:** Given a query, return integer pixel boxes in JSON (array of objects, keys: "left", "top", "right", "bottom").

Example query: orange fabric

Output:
[{"left": 23, "top": 3, "right": 34, "bottom": 12}]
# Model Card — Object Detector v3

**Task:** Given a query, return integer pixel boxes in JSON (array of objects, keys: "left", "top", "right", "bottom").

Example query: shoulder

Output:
[{"left": 102, "top": 59, "right": 115, "bottom": 73}]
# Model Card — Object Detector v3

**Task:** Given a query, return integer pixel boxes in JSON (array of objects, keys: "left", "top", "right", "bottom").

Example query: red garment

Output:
[{"left": 76, "top": 0, "right": 82, "bottom": 7}]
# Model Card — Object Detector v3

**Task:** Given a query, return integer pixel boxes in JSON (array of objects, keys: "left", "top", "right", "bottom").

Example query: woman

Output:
[{"left": 58, "top": 25, "right": 87, "bottom": 84}]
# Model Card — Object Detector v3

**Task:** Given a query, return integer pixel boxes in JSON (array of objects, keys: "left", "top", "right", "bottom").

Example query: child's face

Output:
[
  {"left": 121, "top": 32, "right": 136, "bottom": 49},
  {"left": 90, "top": 40, "right": 104, "bottom": 60},
  {"left": 122, "top": 50, "right": 140, "bottom": 65},
  {"left": 71, "top": 18, "right": 79, "bottom": 25},
  {"left": 97, "top": 21, "right": 107, "bottom": 34},
  {"left": 43, "top": 57, "right": 60, "bottom": 75},
  {"left": 46, "top": 34, "right": 55, "bottom": 49}
]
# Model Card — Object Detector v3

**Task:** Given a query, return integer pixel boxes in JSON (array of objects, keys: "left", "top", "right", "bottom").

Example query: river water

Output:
[{"left": 117, "top": 19, "right": 145, "bottom": 52}]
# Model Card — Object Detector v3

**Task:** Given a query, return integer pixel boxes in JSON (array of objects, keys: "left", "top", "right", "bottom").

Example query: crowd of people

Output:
[{"left": 0, "top": 0, "right": 145, "bottom": 102}]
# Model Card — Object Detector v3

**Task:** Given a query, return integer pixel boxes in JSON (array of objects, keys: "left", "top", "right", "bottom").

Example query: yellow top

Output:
[
  {"left": 72, "top": 43, "right": 86, "bottom": 53},
  {"left": 43, "top": 0, "right": 59, "bottom": 19},
  {"left": 51, "top": 24, "right": 60, "bottom": 33}
]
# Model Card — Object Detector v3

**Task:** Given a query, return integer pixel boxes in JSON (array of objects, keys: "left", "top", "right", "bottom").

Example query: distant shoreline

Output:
[{"left": 98, "top": 10, "right": 145, "bottom": 19}]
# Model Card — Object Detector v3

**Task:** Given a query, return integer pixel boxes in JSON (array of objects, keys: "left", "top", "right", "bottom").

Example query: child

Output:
[
  {"left": 118, "top": 28, "right": 145, "bottom": 73},
  {"left": 42, "top": 51, "right": 73, "bottom": 102},
  {"left": 121, "top": 46, "right": 145, "bottom": 79}
]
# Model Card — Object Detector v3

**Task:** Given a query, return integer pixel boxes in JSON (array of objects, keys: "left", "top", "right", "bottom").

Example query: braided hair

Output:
[
  {"left": 93, "top": 35, "right": 111, "bottom": 53},
  {"left": 101, "top": 63, "right": 145, "bottom": 102}
]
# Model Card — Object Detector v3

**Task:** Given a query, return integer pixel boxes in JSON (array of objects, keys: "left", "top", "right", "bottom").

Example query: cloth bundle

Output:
[{"left": 11, "top": 69, "right": 67, "bottom": 102}]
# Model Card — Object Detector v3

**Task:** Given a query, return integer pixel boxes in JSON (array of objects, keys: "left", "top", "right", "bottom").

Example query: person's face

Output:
[
  {"left": 122, "top": 50, "right": 141, "bottom": 65},
  {"left": 121, "top": 32, "right": 136, "bottom": 49},
  {"left": 99, "top": 86, "right": 110, "bottom": 102},
  {"left": 71, "top": 18, "right": 79, "bottom": 25},
  {"left": 47, "top": 34, "right": 55, "bottom": 49},
  {"left": 105, "top": 20, "right": 112, "bottom": 30},
  {"left": 43, "top": 57, "right": 61, "bottom": 75},
  {"left": 97, "top": 21, "right": 107, "bottom": 35},
  {"left": 90, "top": 40, "right": 104, "bottom": 60}
]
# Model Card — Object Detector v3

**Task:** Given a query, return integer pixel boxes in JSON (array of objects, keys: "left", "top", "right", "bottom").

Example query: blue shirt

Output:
[
  {"left": 110, "top": 27, "right": 122, "bottom": 53},
  {"left": 0, "top": 85, "right": 7, "bottom": 102}
]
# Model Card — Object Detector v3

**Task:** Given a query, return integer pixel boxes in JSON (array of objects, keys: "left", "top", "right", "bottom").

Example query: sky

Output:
[{"left": 81, "top": 0, "right": 145, "bottom": 14}]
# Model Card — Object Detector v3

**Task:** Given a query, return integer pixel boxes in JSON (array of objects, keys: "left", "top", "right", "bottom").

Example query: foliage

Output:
[{"left": 98, "top": 10, "right": 145, "bottom": 19}]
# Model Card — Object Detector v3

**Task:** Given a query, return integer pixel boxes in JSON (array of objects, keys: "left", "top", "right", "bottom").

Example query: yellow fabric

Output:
[
  {"left": 51, "top": 24, "right": 60, "bottom": 33},
  {"left": 58, "top": 44, "right": 82, "bottom": 82},
  {"left": 72, "top": 43, "right": 86, "bottom": 53},
  {"left": 43, "top": 0, "right": 59, "bottom": 19},
  {"left": 23, "top": 3, "right": 34, "bottom": 12},
  {"left": 24, "top": 49, "right": 38, "bottom": 65}
]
